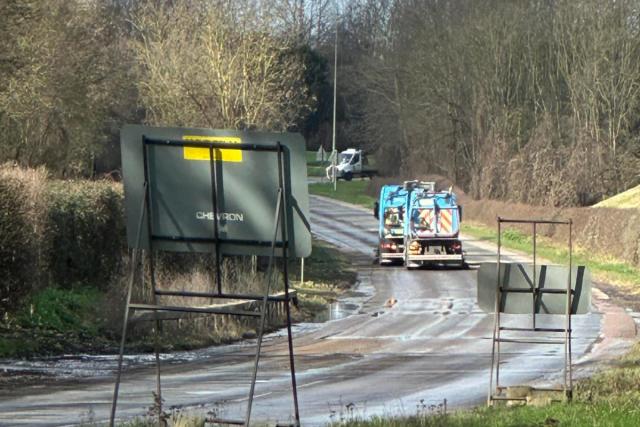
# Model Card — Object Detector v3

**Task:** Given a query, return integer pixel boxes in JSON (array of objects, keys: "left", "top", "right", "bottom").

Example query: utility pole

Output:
[{"left": 331, "top": 4, "right": 338, "bottom": 191}]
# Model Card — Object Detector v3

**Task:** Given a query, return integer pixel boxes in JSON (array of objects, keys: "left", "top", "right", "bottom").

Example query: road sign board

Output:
[
  {"left": 477, "top": 263, "right": 591, "bottom": 314},
  {"left": 121, "top": 125, "right": 311, "bottom": 257}
]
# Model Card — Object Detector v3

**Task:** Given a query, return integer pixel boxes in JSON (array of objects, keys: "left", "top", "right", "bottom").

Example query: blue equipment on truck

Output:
[
  {"left": 374, "top": 184, "right": 409, "bottom": 264},
  {"left": 403, "top": 181, "right": 465, "bottom": 268}
]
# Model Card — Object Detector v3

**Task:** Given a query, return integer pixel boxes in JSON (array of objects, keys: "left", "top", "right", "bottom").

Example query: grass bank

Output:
[
  {"left": 309, "top": 180, "right": 376, "bottom": 209},
  {"left": 292, "top": 239, "right": 358, "bottom": 322},
  {"left": 0, "top": 287, "right": 112, "bottom": 357},
  {"left": 462, "top": 222, "right": 640, "bottom": 306},
  {"left": 594, "top": 184, "right": 640, "bottom": 209},
  {"left": 0, "top": 240, "right": 356, "bottom": 358}
]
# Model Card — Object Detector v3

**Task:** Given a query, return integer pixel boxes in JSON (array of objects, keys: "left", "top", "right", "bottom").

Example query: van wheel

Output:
[{"left": 344, "top": 171, "right": 353, "bottom": 181}]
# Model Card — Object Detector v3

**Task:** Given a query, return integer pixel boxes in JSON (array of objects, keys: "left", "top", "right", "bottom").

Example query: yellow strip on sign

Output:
[{"left": 182, "top": 135, "right": 242, "bottom": 162}]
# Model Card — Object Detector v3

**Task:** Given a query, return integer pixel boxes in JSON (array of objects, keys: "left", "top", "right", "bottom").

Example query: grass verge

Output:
[
  {"left": 309, "top": 180, "right": 376, "bottom": 209},
  {"left": 308, "top": 165, "right": 328, "bottom": 176},
  {"left": 0, "top": 240, "right": 357, "bottom": 358},
  {"left": 0, "top": 287, "right": 112, "bottom": 358},
  {"left": 331, "top": 343, "right": 640, "bottom": 426},
  {"left": 307, "top": 150, "right": 330, "bottom": 177},
  {"left": 292, "top": 239, "right": 358, "bottom": 322},
  {"left": 462, "top": 222, "right": 640, "bottom": 295}
]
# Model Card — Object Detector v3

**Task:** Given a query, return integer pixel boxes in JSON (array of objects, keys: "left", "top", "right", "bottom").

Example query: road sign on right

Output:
[{"left": 477, "top": 263, "right": 591, "bottom": 315}]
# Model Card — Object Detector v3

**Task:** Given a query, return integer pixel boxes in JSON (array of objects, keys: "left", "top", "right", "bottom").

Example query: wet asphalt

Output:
[{"left": 0, "top": 195, "right": 608, "bottom": 426}]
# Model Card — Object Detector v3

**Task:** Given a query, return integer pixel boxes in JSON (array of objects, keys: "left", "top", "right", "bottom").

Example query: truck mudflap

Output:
[{"left": 380, "top": 252, "right": 405, "bottom": 259}]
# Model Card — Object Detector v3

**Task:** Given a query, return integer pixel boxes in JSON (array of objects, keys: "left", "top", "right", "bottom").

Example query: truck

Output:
[
  {"left": 374, "top": 184, "right": 409, "bottom": 265},
  {"left": 326, "top": 148, "right": 377, "bottom": 181},
  {"left": 403, "top": 181, "right": 465, "bottom": 268}
]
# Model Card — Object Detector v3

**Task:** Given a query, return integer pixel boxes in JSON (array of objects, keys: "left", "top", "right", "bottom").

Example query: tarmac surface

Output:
[{"left": 0, "top": 195, "right": 634, "bottom": 426}]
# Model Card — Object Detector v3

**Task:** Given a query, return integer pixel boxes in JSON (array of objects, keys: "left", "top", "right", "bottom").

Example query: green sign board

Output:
[
  {"left": 477, "top": 263, "right": 591, "bottom": 314},
  {"left": 121, "top": 125, "right": 311, "bottom": 257}
]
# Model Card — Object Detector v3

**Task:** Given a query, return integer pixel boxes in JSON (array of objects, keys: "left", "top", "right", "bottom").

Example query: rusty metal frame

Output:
[
  {"left": 110, "top": 138, "right": 300, "bottom": 427},
  {"left": 487, "top": 217, "right": 574, "bottom": 405}
]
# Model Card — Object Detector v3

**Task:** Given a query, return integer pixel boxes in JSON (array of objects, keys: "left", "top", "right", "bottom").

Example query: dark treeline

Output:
[
  {"left": 0, "top": 0, "right": 334, "bottom": 176},
  {"left": 1, "top": 1, "right": 639, "bottom": 206},
  {"left": 337, "top": 0, "right": 640, "bottom": 206}
]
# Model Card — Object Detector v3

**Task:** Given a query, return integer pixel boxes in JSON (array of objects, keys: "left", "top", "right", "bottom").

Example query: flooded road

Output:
[{"left": 0, "top": 195, "right": 633, "bottom": 426}]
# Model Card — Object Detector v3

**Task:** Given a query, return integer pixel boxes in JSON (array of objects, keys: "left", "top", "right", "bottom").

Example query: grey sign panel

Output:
[
  {"left": 477, "top": 263, "right": 591, "bottom": 314},
  {"left": 121, "top": 125, "right": 311, "bottom": 257}
]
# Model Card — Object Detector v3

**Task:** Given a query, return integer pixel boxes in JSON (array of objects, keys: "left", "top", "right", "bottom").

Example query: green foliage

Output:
[
  {"left": 295, "top": 46, "right": 332, "bottom": 145},
  {"left": 45, "top": 181, "right": 125, "bottom": 289},
  {"left": 0, "top": 287, "right": 104, "bottom": 357},
  {"left": 17, "top": 287, "right": 102, "bottom": 334}
]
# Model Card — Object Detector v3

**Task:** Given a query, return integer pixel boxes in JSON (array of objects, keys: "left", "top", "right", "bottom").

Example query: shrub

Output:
[
  {"left": 0, "top": 164, "right": 47, "bottom": 310},
  {"left": 45, "top": 180, "right": 125, "bottom": 290}
]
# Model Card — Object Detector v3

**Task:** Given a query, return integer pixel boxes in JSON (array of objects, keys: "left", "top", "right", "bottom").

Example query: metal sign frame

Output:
[
  {"left": 487, "top": 217, "right": 574, "bottom": 405},
  {"left": 120, "top": 125, "right": 311, "bottom": 258},
  {"left": 110, "top": 137, "right": 301, "bottom": 427}
]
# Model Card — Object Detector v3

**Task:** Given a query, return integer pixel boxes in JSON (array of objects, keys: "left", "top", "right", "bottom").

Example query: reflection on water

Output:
[{"left": 314, "top": 302, "right": 360, "bottom": 322}]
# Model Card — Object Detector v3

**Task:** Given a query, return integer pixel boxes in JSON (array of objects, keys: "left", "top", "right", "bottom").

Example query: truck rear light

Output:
[{"left": 408, "top": 240, "right": 421, "bottom": 255}]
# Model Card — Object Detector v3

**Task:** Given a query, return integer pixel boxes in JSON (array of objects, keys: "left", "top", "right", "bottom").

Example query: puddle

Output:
[{"left": 314, "top": 302, "right": 360, "bottom": 322}]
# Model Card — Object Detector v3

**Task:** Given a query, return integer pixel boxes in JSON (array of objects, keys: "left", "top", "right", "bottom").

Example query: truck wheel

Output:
[{"left": 344, "top": 171, "right": 353, "bottom": 181}]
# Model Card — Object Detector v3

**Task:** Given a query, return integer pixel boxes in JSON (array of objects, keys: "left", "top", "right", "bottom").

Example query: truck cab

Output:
[
  {"left": 403, "top": 182, "right": 464, "bottom": 268},
  {"left": 374, "top": 184, "right": 408, "bottom": 265}
]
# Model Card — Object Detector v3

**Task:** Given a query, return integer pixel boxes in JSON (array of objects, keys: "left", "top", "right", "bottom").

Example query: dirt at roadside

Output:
[{"left": 593, "top": 281, "right": 640, "bottom": 313}]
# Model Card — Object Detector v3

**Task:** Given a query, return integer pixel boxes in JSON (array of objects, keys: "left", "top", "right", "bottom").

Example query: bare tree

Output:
[{"left": 130, "top": 1, "right": 312, "bottom": 130}]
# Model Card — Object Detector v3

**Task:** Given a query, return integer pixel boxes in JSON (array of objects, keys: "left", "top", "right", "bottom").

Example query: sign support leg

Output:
[
  {"left": 245, "top": 189, "right": 283, "bottom": 425},
  {"left": 110, "top": 183, "right": 148, "bottom": 427},
  {"left": 278, "top": 144, "right": 301, "bottom": 425}
]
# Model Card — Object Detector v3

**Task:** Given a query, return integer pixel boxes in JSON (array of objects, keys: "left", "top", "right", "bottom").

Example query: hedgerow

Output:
[{"left": 0, "top": 163, "right": 124, "bottom": 310}]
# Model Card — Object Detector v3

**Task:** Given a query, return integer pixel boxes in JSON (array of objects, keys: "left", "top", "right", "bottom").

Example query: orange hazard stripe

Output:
[
  {"left": 419, "top": 209, "right": 435, "bottom": 224},
  {"left": 440, "top": 209, "right": 452, "bottom": 233}
]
